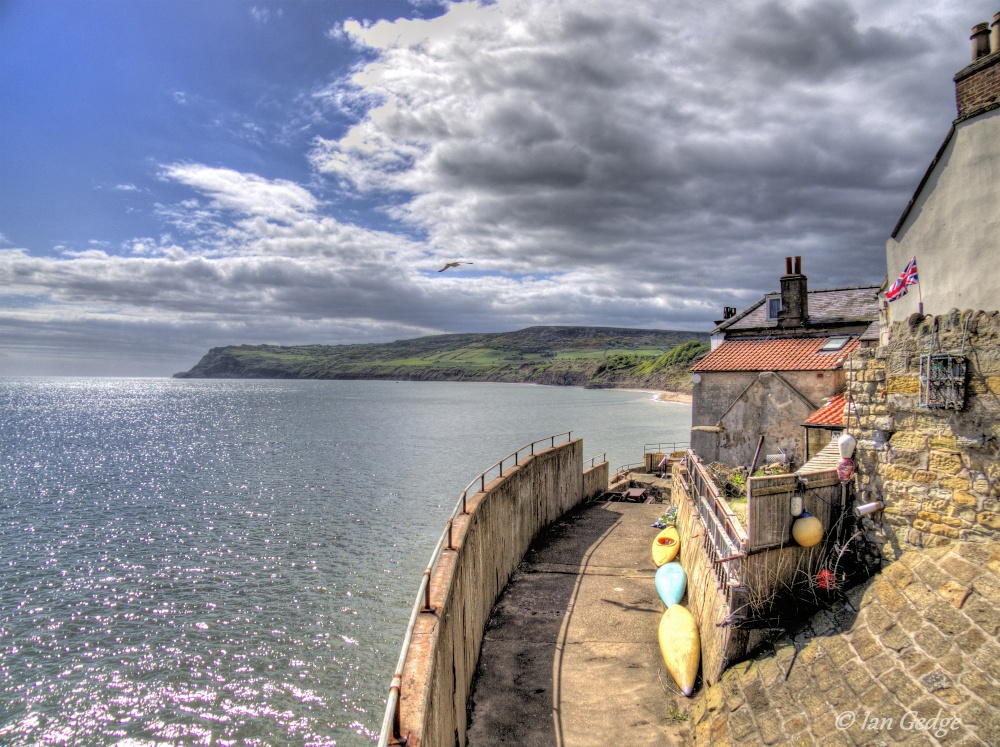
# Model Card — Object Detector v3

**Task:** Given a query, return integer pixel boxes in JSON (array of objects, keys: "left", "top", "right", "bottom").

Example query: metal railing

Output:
[
  {"left": 612, "top": 462, "right": 644, "bottom": 480},
  {"left": 585, "top": 453, "right": 607, "bottom": 469},
  {"left": 682, "top": 451, "right": 746, "bottom": 593},
  {"left": 377, "top": 432, "right": 574, "bottom": 747},
  {"left": 643, "top": 441, "right": 690, "bottom": 454}
]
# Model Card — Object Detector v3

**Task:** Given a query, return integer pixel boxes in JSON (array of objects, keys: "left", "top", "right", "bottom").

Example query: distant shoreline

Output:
[
  {"left": 653, "top": 390, "right": 693, "bottom": 404},
  {"left": 612, "top": 387, "right": 693, "bottom": 404}
]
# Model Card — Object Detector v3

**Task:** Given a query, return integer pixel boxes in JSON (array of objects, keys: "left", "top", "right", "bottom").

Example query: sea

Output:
[{"left": 0, "top": 378, "right": 691, "bottom": 746}]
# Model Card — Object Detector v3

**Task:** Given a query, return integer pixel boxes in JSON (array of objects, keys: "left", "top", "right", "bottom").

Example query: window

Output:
[
  {"left": 819, "top": 336, "right": 849, "bottom": 352},
  {"left": 766, "top": 295, "right": 781, "bottom": 320}
]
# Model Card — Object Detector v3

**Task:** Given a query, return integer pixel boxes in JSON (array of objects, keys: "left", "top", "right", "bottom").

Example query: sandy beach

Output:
[
  {"left": 653, "top": 390, "right": 693, "bottom": 404},
  {"left": 612, "top": 387, "right": 693, "bottom": 404}
]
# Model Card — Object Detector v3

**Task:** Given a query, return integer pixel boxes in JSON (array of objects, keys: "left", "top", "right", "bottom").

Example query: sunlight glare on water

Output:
[{"left": 0, "top": 378, "right": 690, "bottom": 745}]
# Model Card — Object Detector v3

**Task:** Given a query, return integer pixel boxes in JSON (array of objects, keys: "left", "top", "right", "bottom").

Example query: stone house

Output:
[
  {"left": 689, "top": 257, "right": 879, "bottom": 469},
  {"left": 850, "top": 13, "right": 1000, "bottom": 557},
  {"left": 883, "top": 13, "right": 1000, "bottom": 324}
]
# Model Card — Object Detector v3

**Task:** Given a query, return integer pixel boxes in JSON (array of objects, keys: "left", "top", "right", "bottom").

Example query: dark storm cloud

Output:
[
  {"left": 3, "top": 0, "right": 996, "bottom": 375},
  {"left": 317, "top": 0, "right": 973, "bottom": 301}
]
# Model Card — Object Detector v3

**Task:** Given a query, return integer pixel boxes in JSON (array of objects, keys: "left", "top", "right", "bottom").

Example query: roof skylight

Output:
[{"left": 819, "top": 336, "right": 849, "bottom": 352}]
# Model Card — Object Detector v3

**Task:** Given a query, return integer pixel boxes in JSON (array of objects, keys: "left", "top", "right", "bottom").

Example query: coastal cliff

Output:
[{"left": 174, "top": 326, "right": 709, "bottom": 393}]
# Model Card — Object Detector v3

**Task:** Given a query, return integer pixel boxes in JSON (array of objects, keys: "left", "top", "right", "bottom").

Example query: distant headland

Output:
[{"left": 174, "top": 325, "right": 709, "bottom": 395}]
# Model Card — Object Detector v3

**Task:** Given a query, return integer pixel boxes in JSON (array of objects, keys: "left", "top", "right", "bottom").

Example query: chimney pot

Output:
[
  {"left": 785, "top": 256, "right": 793, "bottom": 275},
  {"left": 992, "top": 12, "right": 1000, "bottom": 55},
  {"left": 971, "top": 22, "right": 991, "bottom": 61},
  {"left": 794, "top": 256, "right": 801, "bottom": 274}
]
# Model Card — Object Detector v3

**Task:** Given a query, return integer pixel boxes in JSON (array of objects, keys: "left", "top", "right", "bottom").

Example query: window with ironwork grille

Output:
[{"left": 919, "top": 354, "right": 966, "bottom": 409}]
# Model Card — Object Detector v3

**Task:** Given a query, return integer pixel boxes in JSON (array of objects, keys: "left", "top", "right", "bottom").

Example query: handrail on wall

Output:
[
  {"left": 643, "top": 441, "right": 690, "bottom": 454},
  {"left": 613, "top": 462, "right": 645, "bottom": 479},
  {"left": 585, "top": 453, "right": 607, "bottom": 469},
  {"left": 377, "top": 431, "right": 574, "bottom": 747}
]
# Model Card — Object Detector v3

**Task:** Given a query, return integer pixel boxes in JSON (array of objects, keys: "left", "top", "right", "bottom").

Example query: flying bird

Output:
[{"left": 437, "top": 261, "right": 473, "bottom": 272}]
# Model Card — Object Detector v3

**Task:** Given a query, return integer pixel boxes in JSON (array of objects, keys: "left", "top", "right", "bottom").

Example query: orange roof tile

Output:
[
  {"left": 691, "top": 337, "right": 860, "bottom": 372},
  {"left": 804, "top": 392, "right": 848, "bottom": 427}
]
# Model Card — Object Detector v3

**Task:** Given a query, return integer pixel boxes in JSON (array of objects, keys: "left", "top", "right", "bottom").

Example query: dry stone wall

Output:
[{"left": 848, "top": 310, "right": 1000, "bottom": 560}]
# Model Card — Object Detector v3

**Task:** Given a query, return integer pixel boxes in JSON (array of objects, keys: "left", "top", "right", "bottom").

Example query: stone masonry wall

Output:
[{"left": 847, "top": 310, "right": 1000, "bottom": 561}]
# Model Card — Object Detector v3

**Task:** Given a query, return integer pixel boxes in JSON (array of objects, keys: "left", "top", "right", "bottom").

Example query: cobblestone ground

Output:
[{"left": 689, "top": 542, "right": 1000, "bottom": 746}]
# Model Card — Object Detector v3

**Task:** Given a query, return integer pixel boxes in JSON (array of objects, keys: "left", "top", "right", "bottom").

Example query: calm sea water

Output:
[{"left": 0, "top": 378, "right": 690, "bottom": 746}]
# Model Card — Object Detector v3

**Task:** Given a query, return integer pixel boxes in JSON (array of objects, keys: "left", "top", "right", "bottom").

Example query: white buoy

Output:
[{"left": 838, "top": 432, "right": 857, "bottom": 458}]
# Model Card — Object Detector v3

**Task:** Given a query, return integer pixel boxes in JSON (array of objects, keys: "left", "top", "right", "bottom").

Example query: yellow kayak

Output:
[
  {"left": 658, "top": 605, "right": 700, "bottom": 697},
  {"left": 651, "top": 526, "right": 679, "bottom": 566}
]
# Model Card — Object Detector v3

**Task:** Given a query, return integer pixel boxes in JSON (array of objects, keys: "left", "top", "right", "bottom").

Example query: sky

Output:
[{"left": 1, "top": 0, "right": 996, "bottom": 376}]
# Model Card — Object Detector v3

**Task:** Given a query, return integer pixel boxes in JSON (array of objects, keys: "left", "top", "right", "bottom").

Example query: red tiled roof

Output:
[
  {"left": 804, "top": 392, "right": 848, "bottom": 427},
  {"left": 691, "top": 337, "right": 861, "bottom": 372}
]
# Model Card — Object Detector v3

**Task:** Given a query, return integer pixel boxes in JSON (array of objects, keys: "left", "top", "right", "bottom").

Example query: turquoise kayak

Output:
[{"left": 655, "top": 561, "right": 687, "bottom": 607}]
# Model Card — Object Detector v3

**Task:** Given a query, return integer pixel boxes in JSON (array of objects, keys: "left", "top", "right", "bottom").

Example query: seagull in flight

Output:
[{"left": 438, "top": 261, "right": 474, "bottom": 272}]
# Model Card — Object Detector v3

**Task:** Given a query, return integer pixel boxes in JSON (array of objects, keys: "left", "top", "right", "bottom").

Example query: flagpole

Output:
[{"left": 917, "top": 256, "right": 923, "bottom": 314}]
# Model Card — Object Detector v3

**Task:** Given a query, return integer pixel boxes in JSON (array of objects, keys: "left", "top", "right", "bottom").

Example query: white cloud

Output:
[
  {"left": 159, "top": 164, "right": 319, "bottom": 223},
  {"left": 250, "top": 6, "right": 282, "bottom": 24},
  {"left": 4, "top": 0, "right": 996, "bottom": 375}
]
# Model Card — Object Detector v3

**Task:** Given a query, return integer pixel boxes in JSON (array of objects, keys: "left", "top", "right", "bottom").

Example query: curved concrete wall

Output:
[{"left": 396, "top": 439, "right": 589, "bottom": 747}]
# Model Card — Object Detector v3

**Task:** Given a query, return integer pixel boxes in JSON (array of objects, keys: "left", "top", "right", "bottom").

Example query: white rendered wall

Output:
[{"left": 886, "top": 108, "right": 1000, "bottom": 318}]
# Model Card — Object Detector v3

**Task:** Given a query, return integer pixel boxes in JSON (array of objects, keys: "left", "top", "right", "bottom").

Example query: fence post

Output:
[{"left": 421, "top": 570, "right": 433, "bottom": 613}]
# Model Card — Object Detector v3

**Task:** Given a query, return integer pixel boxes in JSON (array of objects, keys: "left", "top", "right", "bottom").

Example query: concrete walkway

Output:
[{"left": 466, "top": 502, "right": 691, "bottom": 746}]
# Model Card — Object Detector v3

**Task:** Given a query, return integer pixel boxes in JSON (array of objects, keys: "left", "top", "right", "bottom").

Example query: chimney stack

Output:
[
  {"left": 955, "top": 13, "right": 1000, "bottom": 119},
  {"left": 777, "top": 256, "right": 808, "bottom": 329}
]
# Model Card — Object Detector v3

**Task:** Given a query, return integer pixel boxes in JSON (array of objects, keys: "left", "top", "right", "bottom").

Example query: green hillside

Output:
[{"left": 174, "top": 326, "right": 709, "bottom": 392}]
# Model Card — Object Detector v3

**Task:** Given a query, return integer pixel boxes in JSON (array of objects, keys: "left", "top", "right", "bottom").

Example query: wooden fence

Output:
[{"left": 672, "top": 452, "right": 847, "bottom": 682}]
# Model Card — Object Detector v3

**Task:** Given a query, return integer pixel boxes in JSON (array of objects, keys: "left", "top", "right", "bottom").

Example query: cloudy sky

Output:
[{"left": 1, "top": 0, "right": 994, "bottom": 376}]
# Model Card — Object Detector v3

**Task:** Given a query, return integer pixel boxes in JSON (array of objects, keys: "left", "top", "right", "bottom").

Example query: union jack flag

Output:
[{"left": 886, "top": 256, "right": 919, "bottom": 302}]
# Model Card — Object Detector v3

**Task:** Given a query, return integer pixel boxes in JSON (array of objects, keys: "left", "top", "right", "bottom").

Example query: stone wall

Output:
[
  {"left": 672, "top": 461, "right": 737, "bottom": 687},
  {"left": 395, "top": 439, "right": 585, "bottom": 747},
  {"left": 848, "top": 310, "right": 1000, "bottom": 560},
  {"left": 688, "top": 541, "right": 1000, "bottom": 747},
  {"left": 691, "top": 369, "right": 847, "bottom": 467}
]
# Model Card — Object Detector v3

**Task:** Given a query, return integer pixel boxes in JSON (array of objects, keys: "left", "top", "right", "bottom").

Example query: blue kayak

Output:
[{"left": 655, "top": 561, "right": 687, "bottom": 607}]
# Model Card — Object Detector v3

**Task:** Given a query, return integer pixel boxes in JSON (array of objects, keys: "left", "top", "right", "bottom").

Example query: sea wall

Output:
[
  {"left": 583, "top": 460, "right": 610, "bottom": 501},
  {"left": 848, "top": 310, "right": 1000, "bottom": 560},
  {"left": 396, "top": 439, "right": 586, "bottom": 747}
]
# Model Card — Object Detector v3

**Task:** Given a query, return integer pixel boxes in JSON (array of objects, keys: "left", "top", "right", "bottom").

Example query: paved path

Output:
[
  {"left": 688, "top": 541, "right": 1000, "bottom": 747},
  {"left": 466, "top": 502, "right": 691, "bottom": 746}
]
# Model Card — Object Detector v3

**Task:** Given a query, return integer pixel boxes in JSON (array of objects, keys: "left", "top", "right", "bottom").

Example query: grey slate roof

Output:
[{"left": 711, "top": 285, "right": 880, "bottom": 335}]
